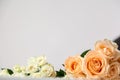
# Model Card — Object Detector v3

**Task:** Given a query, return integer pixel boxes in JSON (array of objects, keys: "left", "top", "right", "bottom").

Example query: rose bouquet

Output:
[{"left": 64, "top": 39, "right": 120, "bottom": 80}]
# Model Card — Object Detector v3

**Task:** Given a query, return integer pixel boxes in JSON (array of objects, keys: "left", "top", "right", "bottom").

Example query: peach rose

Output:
[
  {"left": 64, "top": 55, "right": 85, "bottom": 78},
  {"left": 84, "top": 50, "right": 108, "bottom": 78},
  {"left": 108, "top": 50, "right": 120, "bottom": 64},
  {"left": 103, "top": 62, "right": 120, "bottom": 79},
  {"left": 95, "top": 39, "right": 118, "bottom": 58}
]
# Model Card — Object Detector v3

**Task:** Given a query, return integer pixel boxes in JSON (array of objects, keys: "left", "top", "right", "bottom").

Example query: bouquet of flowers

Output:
[
  {"left": 64, "top": 39, "right": 120, "bottom": 80},
  {"left": 0, "top": 39, "right": 120, "bottom": 80}
]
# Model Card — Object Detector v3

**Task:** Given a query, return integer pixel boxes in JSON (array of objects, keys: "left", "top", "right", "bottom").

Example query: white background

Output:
[{"left": 0, "top": 0, "right": 120, "bottom": 69}]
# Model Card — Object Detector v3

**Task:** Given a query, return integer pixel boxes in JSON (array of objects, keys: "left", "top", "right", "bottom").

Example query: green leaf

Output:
[
  {"left": 7, "top": 69, "right": 14, "bottom": 75},
  {"left": 56, "top": 69, "right": 66, "bottom": 77},
  {"left": 1, "top": 68, "right": 14, "bottom": 75},
  {"left": 81, "top": 49, "right": 91, "bottom": 57}
]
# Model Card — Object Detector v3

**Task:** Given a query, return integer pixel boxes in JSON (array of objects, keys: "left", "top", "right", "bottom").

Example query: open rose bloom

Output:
[
  {"left": 64, "top": 55, "right": 86, "bottom": 78},
  {"left": 84, "top": 50, "right": 108, "bottom": 78},
  {"left": 64, "top": 39, "right": 120, "bottom": 80},
  {"left": 95, "top": 39, "right": 118, "bottom": 58}
]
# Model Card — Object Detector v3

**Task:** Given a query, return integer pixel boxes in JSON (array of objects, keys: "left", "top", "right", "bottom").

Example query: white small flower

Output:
[
  {"left": 36, "top": 56, "right": 47, "bottom": 66},
  {"left": 27, "top": 56, "right": 47, "bottom": 67},
  {"left": 26, "top": 65, "right": 39, "bottom": 73},
  {"left": 39, "top": 64, "right": 55, "bottom": 77},
  {"left": 13, "top": 65, "right": 22, "bottom": 73},
  {"left": 13, "top": 65, "right": 26, "bottom": 73},
  {"left": 31, "top": 63, "right": 56, "bottom": 78}
]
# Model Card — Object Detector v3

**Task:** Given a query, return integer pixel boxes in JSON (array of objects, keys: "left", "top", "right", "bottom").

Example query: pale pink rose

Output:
[
  {"left": 84, "top": 50, "right": 108, "bottom": 78},
  {"left": 95, "top": 39, "right": 118, "bottom": 58},
  {"left": 103, "top": 62, "right": 120, "bottom": 79}
]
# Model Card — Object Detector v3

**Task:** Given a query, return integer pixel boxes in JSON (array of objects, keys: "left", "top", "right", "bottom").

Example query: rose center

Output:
[
  {"left": 71, "top": 62, "right": 77, "bottom": 70},
  {"left": 88, "top": 58, "right": 102, "bottom": 74},
  {"left": 93, "top": 59, "right": 102, "bottom": 72},
  {"left": 100, "top": 45, "right": 113, "bottom": 56}
]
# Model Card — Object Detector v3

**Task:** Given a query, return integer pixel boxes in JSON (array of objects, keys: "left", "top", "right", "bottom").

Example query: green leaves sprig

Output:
[
  {"left": 81, "top": 49, "right": 91, "bottom": 57},
  {"left": 56, "top": 69, "right": 66, "bottom": 77}
]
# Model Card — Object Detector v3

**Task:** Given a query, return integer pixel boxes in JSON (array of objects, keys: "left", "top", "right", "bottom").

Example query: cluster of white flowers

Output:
[{"left": 0, "top": 56, "right": 56, "bottom": 78}]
